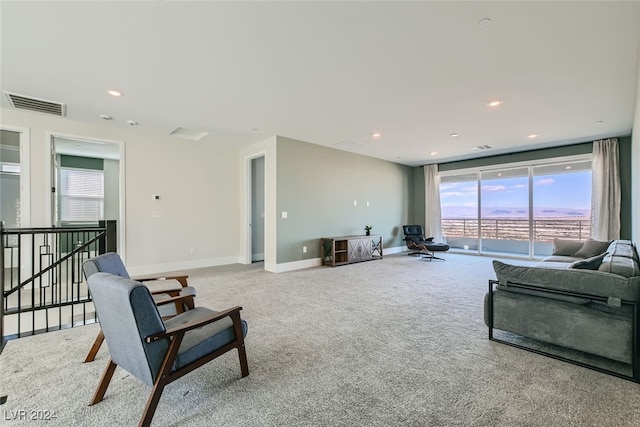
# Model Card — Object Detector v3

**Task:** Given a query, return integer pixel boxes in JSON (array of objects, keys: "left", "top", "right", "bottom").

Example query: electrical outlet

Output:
[
  {"left": 190, "top": 247, "right": 196, "bottom": 254},
  {"left": 303, "top": 246, "right": 307, "bottom": 253}
]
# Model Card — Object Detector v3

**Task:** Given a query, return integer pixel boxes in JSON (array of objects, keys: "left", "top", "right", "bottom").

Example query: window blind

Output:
[{"left": 59, "top": 167, "right": 104, "bottom": 222}]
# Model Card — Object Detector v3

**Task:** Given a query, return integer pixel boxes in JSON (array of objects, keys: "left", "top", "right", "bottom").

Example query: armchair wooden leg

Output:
[
  {"left": 90, "top": 359, "right": 117, "bottom": 405},
  {"left": 139, "top": 381, "right": 168, "bottom": 427},
  {"left": 84, "top": 330, "right": 105, "bottom": 363},
  {"left": 230, "top": 311, "right": 249, "bottom": 378},
  {"left": 238, "top": 344, "right": 249, "bottom": 378}
]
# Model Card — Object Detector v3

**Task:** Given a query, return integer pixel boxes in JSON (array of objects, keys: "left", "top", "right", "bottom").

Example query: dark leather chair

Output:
[{"left": 402, "top": 224, "right": 449, "bottom": 261}]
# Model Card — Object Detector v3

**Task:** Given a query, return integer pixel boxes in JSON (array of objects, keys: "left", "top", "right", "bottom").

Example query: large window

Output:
[
  {"left": 59, "top": 167, "right": 104, "bottom": 222},
  {"left": 439, "top": 156, "right": 592, "bottom": 258}
]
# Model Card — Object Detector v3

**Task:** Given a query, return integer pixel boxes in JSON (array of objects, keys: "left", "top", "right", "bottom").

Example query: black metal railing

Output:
[
  {"left": 1, "top": 220, "right": 116, "bottom": 350},
  {"left": 442, "top": 217, "right": 590, "bottom": 241}
]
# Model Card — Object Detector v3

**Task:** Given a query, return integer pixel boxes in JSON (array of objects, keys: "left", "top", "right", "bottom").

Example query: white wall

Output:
[
  {"left": 1, "top": 108, "right": 243, "bottom": 274},
  {"left": 633, "top": 50, "right": 640, "bottom": 244}
]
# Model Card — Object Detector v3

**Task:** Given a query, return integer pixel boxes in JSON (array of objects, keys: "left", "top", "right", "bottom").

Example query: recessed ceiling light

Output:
[
  {"left": 479, "top": 18, "right": 493, "bottom": 27},
  {"left": 565, "top": 166, "right": 572, "bottom": 170},
  {"left": 450, "top": 133, "right": 459, "bottom": 138},
  {"left": 486, "top": 99, "right": 503, "bottom": 107},
  {"left": 528, "top": 133, "right": 539, "bottom": 139},
  {"left": 107, "top": 90, "right": 122, "bottom": 97},
  {"left": 99, "top": 114, "right": 112, "bottom": 120},
  {"left": 430, "top": 151, "right": 438, "bottom": 156},
  {"left": 371, "top": 132, "right": 381, "bottom": 138},
  {"left": 127, "top": 120, "right": 138, "bottom": 126}
]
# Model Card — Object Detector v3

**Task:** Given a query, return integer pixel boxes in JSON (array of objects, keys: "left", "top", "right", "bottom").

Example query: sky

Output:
[{"left": 440, "top": 171, "right": 592, "bottom": 218}]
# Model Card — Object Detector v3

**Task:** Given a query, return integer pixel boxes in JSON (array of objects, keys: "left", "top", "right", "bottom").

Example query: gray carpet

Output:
[{"left": 1, "top": 253, "right": 639, "bottom": 426}]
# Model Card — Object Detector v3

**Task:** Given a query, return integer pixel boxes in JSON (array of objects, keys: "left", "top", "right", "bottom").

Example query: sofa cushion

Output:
[
  {"left": 598, "top": 255, "right": 640, "bottom": 278},
  {"left": 541, "top": 255, "right": 582, "bottom": 264},
  {"left": 569, "top": 252, "right": 608, "bottom": 270},
  {"left": 552, "top": 238, "right": 584, "bottom": 256},
  {"left": 573, "top": 238, "right": 611, "bottom": 258},
  {"left": 606, "top": 240, "right": 639, "bottom": 261},
  {"left": 493, "top": 260, "right": 640, "bottom": 302}
]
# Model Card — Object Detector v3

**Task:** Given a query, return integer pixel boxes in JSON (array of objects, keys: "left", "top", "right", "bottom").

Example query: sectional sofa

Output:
[{"left": 485, "top": 239, "right": 640, "bottom": 380}]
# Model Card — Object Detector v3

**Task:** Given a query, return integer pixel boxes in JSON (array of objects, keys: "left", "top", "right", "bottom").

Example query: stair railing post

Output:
[{"left": 1, "top": 222, "right": 5, "bottom": 352}]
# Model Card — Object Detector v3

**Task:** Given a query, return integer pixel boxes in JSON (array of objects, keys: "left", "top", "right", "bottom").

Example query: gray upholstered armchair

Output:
[
  {"left": 87, "top": 272, "right": 249, "bottom": 427},
  {"left": 82, "top": 252, "right": 196, "bottom": 362}
]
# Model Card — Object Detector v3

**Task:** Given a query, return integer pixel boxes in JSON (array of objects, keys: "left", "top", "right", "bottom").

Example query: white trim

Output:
[
  {"left": 384, "top": 245, "right": 409, "bottom": 255},
  {"left": 46, "top": 131, "right": 127, "bottom": 260},
  {"left": 243, "top": 150, "right": 267, "bottom": 265},
  {"left": 266, "top": 245, "right": 407, "bottom": 273},
  {"left": 126, "top": 256, "right": 243, "bottom": 277},
  {"left": 265, "top": 257, "right": 322, "bottom": 273},
  {"left": 0, "top": 124, "right": 30, "bottom": 228}
]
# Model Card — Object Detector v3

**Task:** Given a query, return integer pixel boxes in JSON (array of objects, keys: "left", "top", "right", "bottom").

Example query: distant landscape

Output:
[{"left": 442, "top": 206, "right": 590, "bottom": 219}]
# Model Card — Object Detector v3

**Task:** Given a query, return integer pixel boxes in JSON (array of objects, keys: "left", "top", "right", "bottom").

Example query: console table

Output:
[{"left": 320, "top": 235, "right": 383, "bottom": 267}]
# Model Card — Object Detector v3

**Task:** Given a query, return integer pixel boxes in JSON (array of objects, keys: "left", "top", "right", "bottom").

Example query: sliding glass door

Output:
[
  {"left": 439, "top": 156, "right": 591, "bottom": 258},
  {"left": 479, "top": 167, "right": 530, "bottom": 256},
  {"left": 440, "top": 172, "right": 478, "bottom": 251},
  {"left": 532, "top": 160, "right": 592, "bottom": 256}
]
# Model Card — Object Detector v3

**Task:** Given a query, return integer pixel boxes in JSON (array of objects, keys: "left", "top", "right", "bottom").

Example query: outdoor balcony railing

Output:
[{"left": 441, "top": 217, "right": 590, "bottom": 242}]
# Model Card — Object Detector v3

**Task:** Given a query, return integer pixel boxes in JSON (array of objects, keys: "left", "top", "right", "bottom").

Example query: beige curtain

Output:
[
  {"left": 591, "top": 138, "right": 620, "bottom": 240},
  {"left": 423, "top": 164, "right": 442, "bottom": 240}
]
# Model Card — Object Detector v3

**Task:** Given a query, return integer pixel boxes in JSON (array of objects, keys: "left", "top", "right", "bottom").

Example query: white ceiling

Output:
[{"left": 1, "top": 1, "right": 639, "bottom": 167}]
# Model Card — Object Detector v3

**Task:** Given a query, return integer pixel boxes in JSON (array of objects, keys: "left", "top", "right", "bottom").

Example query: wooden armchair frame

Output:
[
  {"left": 83, "top": 253, "right": 196, "bottom": 363},
  {"left": 91, "top": 306, "right": 249, "bottom": 427}
]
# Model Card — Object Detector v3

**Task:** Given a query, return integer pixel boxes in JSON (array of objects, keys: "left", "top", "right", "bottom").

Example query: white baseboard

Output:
[
  {"left": 384, "top": 246, "right": 407, "bottom": 255},
  {"left": 128, "top": 246, "right": 407, "bottom": 276},
  {"left": 127, "top": 255, "right": 243, "bottom": 276},
  {"left": 265, "top": 257, "right": 322, "bottom": 273}
]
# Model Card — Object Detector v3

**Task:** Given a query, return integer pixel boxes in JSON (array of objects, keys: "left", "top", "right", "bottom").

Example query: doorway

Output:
[
  {"left": 49, "top": 134, "right": 126, "bottom": 257},
  {"left": 250, "top": 156, "right": 265, "bottom": 262}
]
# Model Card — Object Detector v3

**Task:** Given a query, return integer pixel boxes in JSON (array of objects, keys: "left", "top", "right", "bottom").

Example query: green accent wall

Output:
[
  {"left": 60, "top": 155, "right": 103, "bottom": 170},
  {"left": 275, "top": 136, "right": 415, "bottom": 263},
  {"left": 431, "top": 135, "right": 632, "bottom": 239}
]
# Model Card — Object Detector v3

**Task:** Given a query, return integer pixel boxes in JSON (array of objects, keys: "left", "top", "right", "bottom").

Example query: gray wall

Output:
[
  {"left": 435, "top": 136, "right": 633, "bottom": 240},
  {"left": 275, "top": 136, "right": 416, "bottom": 263}
]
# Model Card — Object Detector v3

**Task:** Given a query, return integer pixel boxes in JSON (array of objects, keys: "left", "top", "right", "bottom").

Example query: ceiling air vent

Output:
[
  {"left": 4, "top": 91, "right": 66, "bottom": 116},
  {"left": 333, "top": 140, "right": 366, "bottom": 150},
  {"left": 471, "top": 144, "right": 493, "bottom": 150}
]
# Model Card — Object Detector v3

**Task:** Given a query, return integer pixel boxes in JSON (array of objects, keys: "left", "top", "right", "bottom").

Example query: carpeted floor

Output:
[{"left": 1, "top": 253, "right": 639, "bottom": 426}]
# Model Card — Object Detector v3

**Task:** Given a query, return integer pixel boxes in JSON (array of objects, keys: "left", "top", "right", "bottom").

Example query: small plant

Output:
[{"left": 364, "top": 225, "right": 373, "bottom": 235}]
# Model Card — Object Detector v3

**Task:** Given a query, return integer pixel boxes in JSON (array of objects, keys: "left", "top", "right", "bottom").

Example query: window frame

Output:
[{"left": 438, "top": 154, "right": 592, "bottom": 258}]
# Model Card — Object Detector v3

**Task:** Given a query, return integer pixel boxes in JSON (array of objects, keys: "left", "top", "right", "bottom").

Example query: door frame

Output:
[
  {"left": 45, "top": 131, "right": 127, "bottom": 260},
  {"left": 0, "top": 124, "right": 30, "bottom": 228},
  {"left": 243, "top": 151, "right": 266, "bottom": 265}
]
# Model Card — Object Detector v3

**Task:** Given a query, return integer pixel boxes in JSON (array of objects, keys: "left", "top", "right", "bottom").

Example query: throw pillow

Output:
[
  {"left": 573, "top": 238, "right": 611, "bottom": 258},
  {"left": 569, "top": 252, "right": 608, "bottom": 270},
  {"left": 552, "top": 238, "right": 584, "bottom": 256}
]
